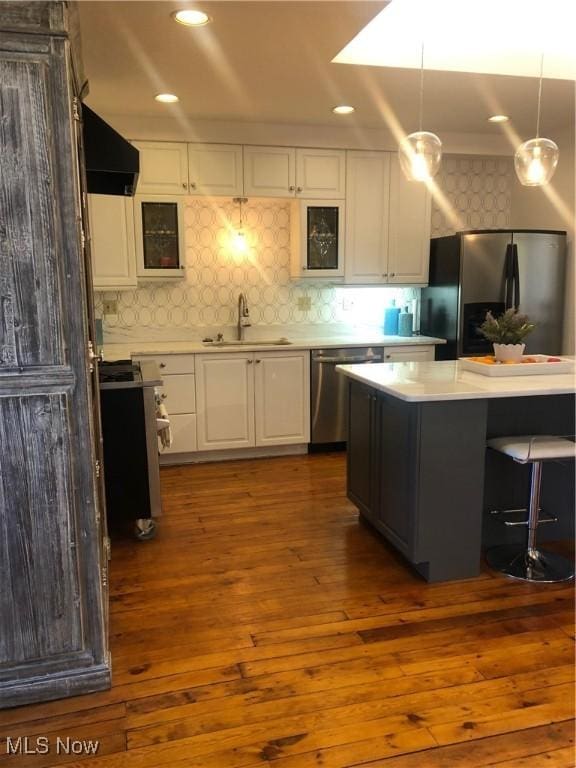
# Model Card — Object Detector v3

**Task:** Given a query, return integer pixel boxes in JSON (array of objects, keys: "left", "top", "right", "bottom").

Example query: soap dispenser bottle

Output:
[
  {"left": 398, "top": 305, "right": 414, "bottom": 337},
  {"left": 383, "top": 300, "right": 400, "bottom": 335}
]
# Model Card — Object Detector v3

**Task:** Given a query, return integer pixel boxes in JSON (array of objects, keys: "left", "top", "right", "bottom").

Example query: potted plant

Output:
[{"left": 479, "top": 309, "right": 536, "bottom": 362}]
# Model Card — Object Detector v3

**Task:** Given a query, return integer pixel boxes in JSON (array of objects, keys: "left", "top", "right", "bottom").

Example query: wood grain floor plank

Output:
[{"left": 2, "top": 453, "right": 573, "bottom": 768}]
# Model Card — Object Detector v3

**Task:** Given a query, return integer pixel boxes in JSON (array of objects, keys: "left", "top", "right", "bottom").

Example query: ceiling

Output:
[{"left": 78, "top": 1, "right": 575, "bottom": 140}]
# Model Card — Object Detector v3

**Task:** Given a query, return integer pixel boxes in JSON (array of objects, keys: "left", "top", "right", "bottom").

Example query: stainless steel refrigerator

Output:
[{"left": 420, "top": 230, "right": 566, "bottom": 359}]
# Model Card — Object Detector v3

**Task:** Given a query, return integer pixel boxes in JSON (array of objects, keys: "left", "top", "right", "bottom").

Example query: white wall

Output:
[
  {"left": 511, "top": 126, "right": 576, "bottom": 354},
  {"left": 103, "top": 113, "right": 512, "bottom": 156}
]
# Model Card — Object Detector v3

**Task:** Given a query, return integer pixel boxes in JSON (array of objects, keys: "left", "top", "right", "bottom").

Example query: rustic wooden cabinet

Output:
[{"left": 0, "top": 1, "right": 110, "bottom": 707}]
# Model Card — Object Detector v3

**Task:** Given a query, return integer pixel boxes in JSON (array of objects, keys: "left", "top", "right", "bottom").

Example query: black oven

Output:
[{"left": 98, "top": 360, "right": 164, "bottom": 540}]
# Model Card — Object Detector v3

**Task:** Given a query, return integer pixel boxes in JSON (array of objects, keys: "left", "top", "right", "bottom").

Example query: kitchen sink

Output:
[{"left": 204, "top": 338, "right": 292, "bottom": 347}]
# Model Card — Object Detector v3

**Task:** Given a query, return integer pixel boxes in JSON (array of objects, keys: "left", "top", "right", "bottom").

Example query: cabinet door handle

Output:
[
  {"left": 390, "top": 272, "right": 395, "bottom": 277},
  {"left": 159, "top": 362, "right": 166, "bottom": 369},
  {"left": 190, "top": 182, "right": 197, "bottom": 190},
  {"left": 382, "top": 273, "right": 388, "bottom": 277},
  {"left": 161, "top": 392, "right": 167, "bottom": 400},
  {"left": 288, "top": 185, "right": 295, "bottom": 192},
  {"left": 385, "top": 354, "right": 391, "bottom": 359},
  {"left": 255, "top": 359, "right": 261, "bottom": 364},
  {"left": 296, "top": 186, "right": 303, "bottom": 193},
  {"left": 182, "top": 182, "right": 188, "bottom": 190},
  {"left": 247, "top": 359, "right": 253, "bottom": 365}
]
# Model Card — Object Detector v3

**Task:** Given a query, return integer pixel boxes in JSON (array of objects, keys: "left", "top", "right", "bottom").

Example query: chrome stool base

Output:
[{"left": 486, "top": 545, "right": 575, "bottom": 583}]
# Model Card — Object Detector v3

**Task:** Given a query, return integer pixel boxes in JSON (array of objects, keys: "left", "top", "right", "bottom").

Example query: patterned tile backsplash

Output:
[{"left": 97, "top": 154, "right": 513, "bottom": 336}]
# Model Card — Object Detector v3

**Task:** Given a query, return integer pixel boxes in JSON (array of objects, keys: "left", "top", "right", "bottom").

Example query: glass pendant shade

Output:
[
  {"left": 398, "top": 131, "right": 443, "bottom": 182},
  {"left": 514, "top": 137, "right": 559, "bottom": 187},
  {"left": 232, "top": 229, "right": 249, "bottom": 253}
]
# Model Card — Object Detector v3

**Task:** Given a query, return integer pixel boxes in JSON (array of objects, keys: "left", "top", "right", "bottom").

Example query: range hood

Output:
[{"left": 82, "top": 105, "right": 139, "bottom": 196}]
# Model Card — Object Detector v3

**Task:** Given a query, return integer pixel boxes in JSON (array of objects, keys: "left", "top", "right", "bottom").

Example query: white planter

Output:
[{"left": 493, "top": 343, "right": 525, "bottom": 362}]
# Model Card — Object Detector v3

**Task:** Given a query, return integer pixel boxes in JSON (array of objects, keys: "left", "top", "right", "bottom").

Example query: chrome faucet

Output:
[{"left": 237, "top": 292, "right": 251, "bottom": 341}]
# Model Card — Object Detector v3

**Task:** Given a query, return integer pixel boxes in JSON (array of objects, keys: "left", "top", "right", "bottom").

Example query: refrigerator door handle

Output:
[
  {"left": 504, "top": 243, "right": 514, "bottom": 309},
  {"left": 512, "top": 244, "right": 520, "bottom": 310}
]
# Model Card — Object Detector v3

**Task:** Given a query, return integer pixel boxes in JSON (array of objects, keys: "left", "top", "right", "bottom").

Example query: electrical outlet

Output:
[
  {"left": 342, "top": 297, "right": 355, "bottom": 311},
  {"left": 102, "top": 299, "right": 118, "bottom": 316},
  {"left": 297, "top": 296, "right": 312, "bottom": 311}
]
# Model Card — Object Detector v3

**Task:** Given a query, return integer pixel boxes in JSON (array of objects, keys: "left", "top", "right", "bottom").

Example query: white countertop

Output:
[
  {"left": 336, "top": 359, "right": 576, "bottom": 402},
  {"left": 101, "top": 334, "right": 445, "bottom": 360}
]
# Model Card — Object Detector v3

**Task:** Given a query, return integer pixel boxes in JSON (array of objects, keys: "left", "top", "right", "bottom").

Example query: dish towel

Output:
[{"left": 156, "top": 403, "right": 172, "bottom": 450}]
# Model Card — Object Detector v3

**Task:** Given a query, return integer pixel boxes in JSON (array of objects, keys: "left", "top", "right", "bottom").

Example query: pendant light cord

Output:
[
  {"left": 418, "top": 42, "right": 424, "bottom": 132},
  {"left": 536, "top": 52, "right": 544, "bottom": 138}
]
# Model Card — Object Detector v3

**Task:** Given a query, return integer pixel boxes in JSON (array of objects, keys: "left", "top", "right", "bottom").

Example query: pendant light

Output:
[
  {"left": 231, "top": 197, "right": 249, "bottom": 253},
  {"left": 514, "top": 54, "right": 559, "bottom": 187},
  {"left": 398, "top": 43, "right": 442, "bottom": 182}
]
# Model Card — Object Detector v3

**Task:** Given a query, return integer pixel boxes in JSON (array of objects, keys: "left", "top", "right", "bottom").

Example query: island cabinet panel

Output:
[
  {"left": 347, "top": 380, "right": 488, "bottom": 582},
  {"left": 347, "top": 382, "right": 379, "bottom": 519},
  {"left": 0, "top": 2, "right": 109, "bottom": 708},
  {"left": 376, "top": 394, "right": 417, "bottom": 554}
]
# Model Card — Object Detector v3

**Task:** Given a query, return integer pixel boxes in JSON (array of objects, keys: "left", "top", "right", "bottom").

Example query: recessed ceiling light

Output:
[
  {"left": 333, "top": 105, "right": 355, "bottom": 115},
  {"left": 155, "top": 93, "right": 179, "bottom": 103},
  {"left": 172, "top": 9, "right": 211, "bottom": 26},
  {"left": 489, "top": 114, "right": 510, "bottom": 123}
]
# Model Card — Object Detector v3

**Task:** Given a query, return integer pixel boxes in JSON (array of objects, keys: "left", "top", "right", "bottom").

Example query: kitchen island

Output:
[{"left": 337, "top": 360, "right": 575, "bottom": 582}]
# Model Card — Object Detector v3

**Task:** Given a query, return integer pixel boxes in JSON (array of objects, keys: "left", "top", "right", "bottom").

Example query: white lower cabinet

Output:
[
  {"left": 383, "top": 345, "right": 435, "bottom": 362},
  {"left": 196, "top": 350, "right": 310, "bottom": 451},
  {"left": 164, "top": 413, "right": 197, "bottom": 454},
  {"left": 134, "top": 354, "right": 197, "bottom": 454},
  {"left": 196, "top": 353, "right": 255, "bottom": 451},
  {"left": 255, "top": 352, "right": 310, "bottom": 445}
]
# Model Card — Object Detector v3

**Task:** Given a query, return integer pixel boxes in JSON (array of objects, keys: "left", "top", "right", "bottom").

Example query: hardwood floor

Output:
[{"left": 1, "top": 453, "right": 574, "bottom": 767}]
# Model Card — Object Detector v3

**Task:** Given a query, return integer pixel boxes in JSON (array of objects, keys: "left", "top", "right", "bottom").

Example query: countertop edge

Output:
[
  {"left": 103, "top": 336, "right": 446, "bottom": 358},
  {"left": 336, "top": 361, "right": 576, "bottom": 402}
]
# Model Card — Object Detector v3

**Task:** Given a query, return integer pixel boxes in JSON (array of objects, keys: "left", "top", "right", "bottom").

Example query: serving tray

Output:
[{"left": 459, "top": 355, "right": 574, "bottom": 377}]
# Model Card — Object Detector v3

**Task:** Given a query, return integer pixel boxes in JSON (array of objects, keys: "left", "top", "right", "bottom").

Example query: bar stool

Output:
[{"left": 486, "top": 435, "right": 576, "bottom": 583}]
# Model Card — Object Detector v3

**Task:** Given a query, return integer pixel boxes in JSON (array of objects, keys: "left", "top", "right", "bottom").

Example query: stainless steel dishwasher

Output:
[{"left": 310, "top": 347, "right": 384, "bottom": 444}]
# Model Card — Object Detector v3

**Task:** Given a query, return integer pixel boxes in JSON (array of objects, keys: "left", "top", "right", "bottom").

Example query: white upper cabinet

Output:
[
  {"left": 387, "top": 155, "right": 431, "bottom": 284},
  {"left": 296, "top": 148, "right": 345, "bottom": 198},
  {"left": 345, "top": 151, "right": 431, "bottom": 285},
  {"left": 243, "top": 146, "right": 296, "bottom": 197},
  {"left": 291, "top": 199, "right": 345, "bottom": 279},
  {"left": 88, "top": 194, "right": 137, "bottom": 290},
  {"left": 243, "top": 146, "right": 345, "bottom": 198},
  {"left": 133, "top": 141, "right": 243, "bottom": 196},
  {"left": 133, "top": 141, "right": 189, "bottom": 195},
  {"left": 188, "top": 143, "right": 243, "bottom": 196},
  {"left": 133, "top": 195, "right": 186, "bottom": 281},
  {"left": 345, "top": 152, "right": 390, "bottom": 284}
]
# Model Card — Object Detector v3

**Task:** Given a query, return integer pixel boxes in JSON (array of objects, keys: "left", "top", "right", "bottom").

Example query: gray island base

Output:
[{"left": 339, "top": 361, "right": 575, "bottom": 583}]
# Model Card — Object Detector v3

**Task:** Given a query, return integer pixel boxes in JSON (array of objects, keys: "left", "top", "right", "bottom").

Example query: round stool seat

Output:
[
  {"left": 486, "top": 433, "right": 575, "bottom": 583},
  {"left": 487, "top": 435, "right": 576, "bottom": 463}
]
